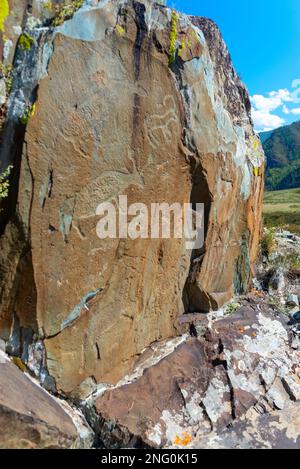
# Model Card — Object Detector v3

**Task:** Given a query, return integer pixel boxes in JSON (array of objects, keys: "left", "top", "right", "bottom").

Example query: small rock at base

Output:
[
  {"left": 0, "top": 339, "right": 5, "bottom": 352},
  {"left": 287, "top": 294, "right": 299, "bottom": 308},
  {"left": 292, "top": 311, "right": 300, "bottom": 321}
]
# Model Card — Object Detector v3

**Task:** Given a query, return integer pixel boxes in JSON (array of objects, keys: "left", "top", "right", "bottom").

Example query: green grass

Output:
[
  {"left": 264, "top": 188, "right": 300, "bottom": 205},
  {"left": 263, "top": 188, "right": 300, "bottom": 234}
]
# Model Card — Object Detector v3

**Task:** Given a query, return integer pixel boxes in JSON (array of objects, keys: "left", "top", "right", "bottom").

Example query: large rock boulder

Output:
[
  {"left": 0, "top": 349, "right": 93, "bottom": 448},
  {"left": 0, "top": 0, "right": 264, "bottom": 395},
  {"left": 92, "top": 298, "right": 300, "bottom": 449}
]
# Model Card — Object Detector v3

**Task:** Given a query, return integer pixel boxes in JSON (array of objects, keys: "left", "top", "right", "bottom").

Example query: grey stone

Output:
[
  {"left": 292, "top": 311, "right": 300, "bottom": 321},
  {"left": 0, "top": 80, "right": 6, "bottom": 106},
  {"left": 287, "top": 295, "right": 299, "bottom": 308},
  {"left": 291, "top": 338, "right": 300, "bottom": 350},
  {"left": 282, "top": 375, "right": 300, "bottom": 402},
  {"left": 266, "top": 379, "right": 289, "bottom": 410}
]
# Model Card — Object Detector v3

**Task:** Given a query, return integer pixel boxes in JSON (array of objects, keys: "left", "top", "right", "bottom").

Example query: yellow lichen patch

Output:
[
  {"left": 12, "top": 356, "right": 27, "bottom": 372},
  {"left": 43, "top": 0, "right": 53, "bottom": 12},
  {"left": 31, "top": 102, "right": 36, "bottom": 117},
  {"left": 0, "top": 0, "right": 9, "bottom": 33},
  {"left": 250, "top": 135, "right": 260, "bottom": 151},
  {"left": 115, "top": 24, "right": 125, "bottom": 36},
  {"left": 19, "top": 32, "right": 35, "bottom": 51},
  {"left": 178, "top": 40, "right": 185, "bottom": 58},
  {"left": 177, "top": 27, "right": 203, "bottom": 62},
  {"left": 253, "top": 166, "right": 260, "bottom": 177},
  {"left": 20, "top": 103, "right": 36, "bottom": 125},
  {"left": 174, "top": 434, "right": 192, "bottom": 447},
  {"left": 169, "top": 11, "right": 179, "bottom": 66}
]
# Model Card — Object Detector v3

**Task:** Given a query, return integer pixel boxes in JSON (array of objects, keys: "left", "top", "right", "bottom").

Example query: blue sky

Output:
[{"left": 167, "top": 0, "right": 300, "bottom": 132}]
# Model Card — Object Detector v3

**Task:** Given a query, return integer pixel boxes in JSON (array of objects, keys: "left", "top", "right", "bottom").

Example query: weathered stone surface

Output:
[
  {"left": 0, "top": 0, "right": 263, "bottom": 394},
  {"left": 0, "top": 0, "right": 27, "bottom": 66},
  {"left": 93, "top": 299, "right": 300, "bottom": 449},
  {"left": 0, "top": 350, "right": 93, "bottom": 448},
  {"left": 1, "top": 1, "right": 67, "bottom": 66},
  {"left": 193, "top": 402, "right": 300, "bottom": 449},
  {"left": 94, "top": 338, "right": 214, "bottom": 448}
]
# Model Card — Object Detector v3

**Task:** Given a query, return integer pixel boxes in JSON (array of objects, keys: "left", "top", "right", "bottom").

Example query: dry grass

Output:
[{"left": 263, "top": 188, "right": 300, "bottom": 234}]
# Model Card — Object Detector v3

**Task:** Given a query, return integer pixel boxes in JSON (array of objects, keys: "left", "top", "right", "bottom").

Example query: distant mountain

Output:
[
  {"left": 259, "top": 130, "right": 274, "bottom": 144},
  {"left": 260, "top": 121, "right": 300, "bottom": 191}
]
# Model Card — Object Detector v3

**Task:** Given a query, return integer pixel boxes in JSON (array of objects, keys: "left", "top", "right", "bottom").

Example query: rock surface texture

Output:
[
  {"left": 0, "top": 348, "right": 93, "bottom": 448},
  {"left": 91, "top": 297, "right": 300, "bottom": 449},
  {"left": 0, "top": 0, "right": 264, "bottom": 397},
  {"left": 0, "top": 0, "right": 272, "bottom": 448}
]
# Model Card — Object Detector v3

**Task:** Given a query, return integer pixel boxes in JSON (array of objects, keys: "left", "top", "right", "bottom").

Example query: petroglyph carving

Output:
[{"left": 145, "top": 95, "right": 178, "bottom": 150}]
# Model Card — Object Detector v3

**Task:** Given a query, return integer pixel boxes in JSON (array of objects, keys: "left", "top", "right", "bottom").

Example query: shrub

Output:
[
  {"left": 0, "top": 62, "right": 13, "bottom": 95},
  {"left": 52, "top": 0, "right": 83, "bottom": 27},
  {"left": 225, "top": 301, "right": 240, "bottom": 315},
  {"left": 0, "top": 165, "right": 12, "bottom": 200},
  {"left": 261, "top": 228, "right": 277, "bottom": 257}
]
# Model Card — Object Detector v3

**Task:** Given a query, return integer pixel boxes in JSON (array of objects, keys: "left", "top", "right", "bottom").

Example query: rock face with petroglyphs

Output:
[{"left": 0, "top": 0, "right": 264, "bottom": 397}]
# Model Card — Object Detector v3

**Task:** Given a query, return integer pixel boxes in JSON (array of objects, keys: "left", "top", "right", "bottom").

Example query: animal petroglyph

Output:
[{"left": 145, "top": 95, "right": 178, "bottom": 150}]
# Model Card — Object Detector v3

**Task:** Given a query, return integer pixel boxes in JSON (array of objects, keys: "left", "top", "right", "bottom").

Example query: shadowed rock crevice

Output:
[
  {"left": 0, "top": 216, "right": 34, "bottom": 336},
  {"left": 132, "top": 1, "right": 147, "bottom": 81},
  {"left": 211, "top": 338, "right": 237, "bottom": 421},
  {"left": 182, "top": 159, "right": 213, "bottom": 313},
  {"left": 234, "top": 230, "right": 251, "bottom": 294},
  {"left": 0, "top": 124, "right": 26, "bottom": 236}
]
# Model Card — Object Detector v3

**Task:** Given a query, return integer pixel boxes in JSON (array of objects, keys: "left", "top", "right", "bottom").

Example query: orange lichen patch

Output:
[
  {"left": 174, "top": 434, "right": 192, "bottom": 446},
  {"left": 250, "top": 288, "right": 264, "bottom": 297},
  {"left": 239, "top": 327, "right": 245, "bottom": 333}
]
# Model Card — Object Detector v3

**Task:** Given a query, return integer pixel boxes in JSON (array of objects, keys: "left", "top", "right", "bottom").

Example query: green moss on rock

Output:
[{"left": 19, "top": 33, "right": 35, "bottom": 51}]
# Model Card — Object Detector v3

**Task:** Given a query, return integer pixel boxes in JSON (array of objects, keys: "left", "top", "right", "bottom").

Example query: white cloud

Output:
[
  {"left": 282, "top": 104, "right": 290, "bottom": 115},
  {"left": 251, "top": 89, "right": 293, "bottom": 114},
  {"left": 250, "top": 81, "right": 300, "bottom": 132},
  {"left": 251, "top": 110, "right": 285, "bottom": 132},
  {"left": 281, "top": 105, "right": 300, "bottom": 116}
]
